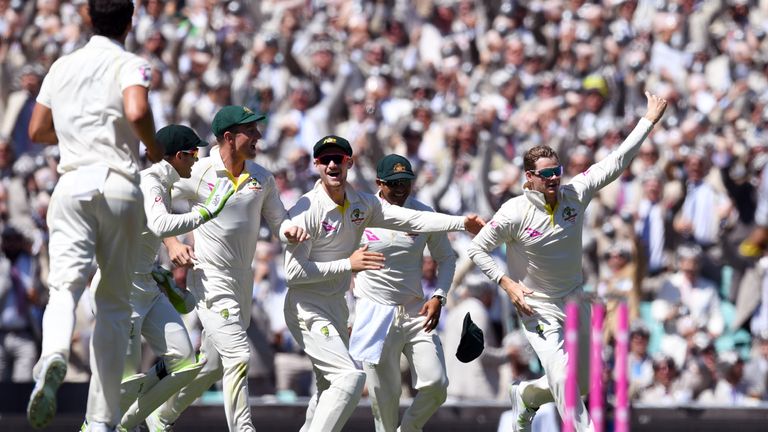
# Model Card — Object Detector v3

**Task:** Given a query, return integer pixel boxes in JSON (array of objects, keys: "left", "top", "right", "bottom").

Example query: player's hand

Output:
[
  {"left": 283, "top": 225, "right": 310, "bottom": 244},
  {"left": 643, "top": 91, "right": 668, "bottom": 125},
  {"left": 463, "top": 213, "right": 486, "bottom": 235},
  {"left": 501, "top": 276, "right": 534, "bottom": 316},
  {"left": 419, "top": 297, "right": 442, "bottom": 332},
  {"left": 349, "top": 245, "right": 385, "bottom": 272},
  {"left": 197, "top": 178, "right": 235, "bottom": 221},
  {"left": 168, "top": 242, "right": 196, "bottom": 267}
]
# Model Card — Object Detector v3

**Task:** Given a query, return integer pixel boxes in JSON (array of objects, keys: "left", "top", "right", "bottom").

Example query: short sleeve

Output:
[{"left": 119, "top": 56, "right": 152, "bottom": 91}]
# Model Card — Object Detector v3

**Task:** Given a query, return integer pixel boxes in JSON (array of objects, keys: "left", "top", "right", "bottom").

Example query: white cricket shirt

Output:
[
  {"left": 354, "top": 194, "right": 457, "bottom": 305},
  {"left": 284, "top": 181, "right": 466, "bottom": 300},
  {"left": 172, "top": 146, "right": 289, "bottom": 271},
  {"left": 36, "top": 35, "right": 152, "bottom": 182},
  {"left": 468, "top": 118, "right": 653, "bottom": 299},
  {"left": 135, "top": 160, "right": 205, "bottom": 274}
]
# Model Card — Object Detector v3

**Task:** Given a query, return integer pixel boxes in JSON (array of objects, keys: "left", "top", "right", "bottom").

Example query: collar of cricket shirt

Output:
[
  {"left": 313, "top": 180, "right": 364, "bottom": 213},
  {"left": 210, "top": 145, "right": 251, "bottom": 188},
  {"left": 157, "top": 159, "right": 181, "bottom": 187}
]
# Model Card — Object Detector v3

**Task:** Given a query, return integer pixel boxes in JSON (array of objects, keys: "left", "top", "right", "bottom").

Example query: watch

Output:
[{"left": 432, "top": 295, "right": 447, "bottom": 306}]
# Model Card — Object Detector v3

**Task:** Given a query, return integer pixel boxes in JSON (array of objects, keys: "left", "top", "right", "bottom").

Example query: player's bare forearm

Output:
[
  {"left": 28, "top": 103, "right": 58, "bottom": 144},
  {"left": 123, "top": 85, "right": 163, "bottom": 162}
]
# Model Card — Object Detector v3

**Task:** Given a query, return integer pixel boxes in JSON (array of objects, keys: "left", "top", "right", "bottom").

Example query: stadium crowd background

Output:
[{"left": 1, "top": 0, "right": 768, "bottom": 419}]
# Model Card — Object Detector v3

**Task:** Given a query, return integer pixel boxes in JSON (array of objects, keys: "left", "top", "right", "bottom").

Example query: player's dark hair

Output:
[
  {"left": 88, "top": 0, "right": 134, "bottom": 40},
  {"left": 523, "top": 145, "right": 559, "bottom": 172}
]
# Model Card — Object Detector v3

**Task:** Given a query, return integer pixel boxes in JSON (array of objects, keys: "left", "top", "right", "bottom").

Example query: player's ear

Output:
[{"left": 347, "top": 158, "right": 354, "bottom": 169}]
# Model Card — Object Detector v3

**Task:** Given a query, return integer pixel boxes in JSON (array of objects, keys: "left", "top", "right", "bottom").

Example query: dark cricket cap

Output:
[
  {"left": 211, "top": 105, "right": 266, "bottom": 138},
  {"left": 312, "top": 135, "right": 353, "bottom": 158},
  {"left": 156, "top": 125, "right": 208, "bottom": 155},
  {"left": 376, "top": 154, "right": 416, "bottom": 181},
  {"left": 456, "top": 312, "right": 485, "bottom": 363}
]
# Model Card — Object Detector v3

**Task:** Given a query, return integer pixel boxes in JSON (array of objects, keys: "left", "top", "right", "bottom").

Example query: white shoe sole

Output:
[{"left": 27, "top": 356, "right": 67, "bottom": 429}]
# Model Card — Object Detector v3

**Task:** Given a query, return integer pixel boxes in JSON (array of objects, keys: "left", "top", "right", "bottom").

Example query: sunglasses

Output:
[
  {"left": 529, "top": 165, "right": 563, "bottom": 179},
  {"left": 315, "top": 154, "right": 351, "bottom": 166},
  {"left": 179, "top": 149, "right": 199, "bottom": 158},
  {"left": 382, "top": 179, "right": 412, "bottom": 188}
]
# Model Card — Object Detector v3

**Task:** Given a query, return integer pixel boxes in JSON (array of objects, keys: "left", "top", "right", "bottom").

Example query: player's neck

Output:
[
  {"left": 220, "top": 148, "right": 246, "bottom": 177},
  {"left": 323, "top": 183, "right": 346, "bottom": 206}
]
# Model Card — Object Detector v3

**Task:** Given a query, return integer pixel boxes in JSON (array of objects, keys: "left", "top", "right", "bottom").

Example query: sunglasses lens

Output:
[
  {"left": 538, "top": 166, "right": 562, "bottom": 178},
  {"left": 319, "top": 155, "right": 347, "bottom": 165},
  {"left": 385, "top": 179, "right": 411, "bottom": 188}
]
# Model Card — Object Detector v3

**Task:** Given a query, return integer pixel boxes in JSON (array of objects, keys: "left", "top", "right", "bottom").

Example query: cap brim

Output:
[{"left": 380, "top": 172, "right": 416, "bottom": 181}]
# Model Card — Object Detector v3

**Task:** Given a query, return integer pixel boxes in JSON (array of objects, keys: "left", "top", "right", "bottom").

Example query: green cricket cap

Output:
[
  {"left": 376, "top": 154, "right": 416, "bottom": 181},
  {"left": 211, "top": 105, "right": 266, "bottom": 137},
  {"left": 456, "top": 312, "right": 485, "bottom": 363},
  {"left": 312, "top": 135, "right": 353, "bottom": 158},
  {"left": 156, "top": 125, "right": 208, "bottom": 155}
]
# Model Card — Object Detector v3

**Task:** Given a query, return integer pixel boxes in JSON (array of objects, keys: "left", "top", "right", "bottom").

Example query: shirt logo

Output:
[
  {"left": 363, "top": 229, "right": 381, "bottom": 242},
  {"left": 220, "top": 309, "right": 230, "bottom": 320},
  {"left": 524, "top": 227, "right": 543, "bottom": 238},
  {"left": 489, "top": 220, "right": 499, "bottom": 228},
  {"left": 321, "top": 220, "right": 337, "bottom": 233},
  {"left": 248, "top": 179, "right": 262, "bottom": 191},
  {"left": 562, "top": 206, "right": 578, "bottom": 223},
  {"left": 350, "top": 208, "right": 365, "bottom": 225},
  {"left": 154, "top": 195, "right": 162, "bottom": 203},
  {"left": 206, "top": 182, "right": 215, "bottom": 191},
  {"left": 139, "top": 65, "right": 151, "bottom": 85}
]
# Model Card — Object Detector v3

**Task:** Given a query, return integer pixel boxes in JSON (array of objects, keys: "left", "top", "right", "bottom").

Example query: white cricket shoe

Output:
[
  {"left": 145, "top": 411, "right": 174, "bottom": 432},
  {"left": 27, "top": 354, "right": 67, "bottom": 429},
  {"left": 509, "top": 382, "right": 536, "bottom": 432}
]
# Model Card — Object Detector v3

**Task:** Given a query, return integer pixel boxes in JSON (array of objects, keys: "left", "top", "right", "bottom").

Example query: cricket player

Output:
[
  {"left": 350, "top": 154, "right": 456, "bottom": 432},
  {"left": 284, "top": 135, "right": 485, "bottom": 432},
  {"left": 26, "top": 1, "right": 164, "bottom": 430},
  {"left": 148, "top": 106, "right": 307, "bottom": 432},
  {"left": 467, "top": 92, "right": 667, "bottom": 432},
  {"left": 92, "top": 124, "right": 234, "bottom": 431}
]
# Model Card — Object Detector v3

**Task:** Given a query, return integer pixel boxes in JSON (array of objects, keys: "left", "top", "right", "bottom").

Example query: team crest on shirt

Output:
[
  {"left": 154, "top": 195, "right": 162, "bottom": 203},
  {"left": 248, "top": 178, "right": 262, "bottom": 191},
  {"left": 350, "top": 208, "right": 365, "bottom": 225},
  {"left": 562, "top": 206, "right": 578, "bottom": 223}
]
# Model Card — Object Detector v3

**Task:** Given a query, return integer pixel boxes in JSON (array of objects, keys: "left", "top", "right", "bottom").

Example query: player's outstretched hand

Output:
[
  {"left": 349, "top": 244, "right": 385, "bottom": 272},
  {"left": 643, "top": 91, "right": 668, "bottom": 125},
  {"left": 284, "top": 225, "right": 310, "bottom": 244},
  {"left": 464, "top": 214, "right": 486, "bottom": 235}
]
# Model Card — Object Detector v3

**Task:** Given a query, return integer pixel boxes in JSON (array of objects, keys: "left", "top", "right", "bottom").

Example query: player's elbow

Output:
[{"left": 466, "top": 243, "right": 483, "bottom": 262}]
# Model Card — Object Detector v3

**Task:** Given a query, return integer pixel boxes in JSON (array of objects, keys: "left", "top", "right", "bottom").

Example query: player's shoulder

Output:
[
  {"left": 492, "top": 195, "right": 528, "bottom": 224},
  {"left": 246, "top": 161, "right": 276, "bottom": 183}
]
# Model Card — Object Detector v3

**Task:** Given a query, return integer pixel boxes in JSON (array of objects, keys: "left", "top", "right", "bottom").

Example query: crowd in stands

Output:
[{"left": 2, "top": 0, "right": 768, "bottom": 418}]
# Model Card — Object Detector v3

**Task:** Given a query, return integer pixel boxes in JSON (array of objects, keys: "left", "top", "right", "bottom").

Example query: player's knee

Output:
[
  {"left": 418, "top": 375, "right": 448, "bottom": 403},
  {"left": 335, "top": 370, "right": 366, "bottom": 395},
  {"left": 164, "top": 351, "right": 197, "bottom": 374}
]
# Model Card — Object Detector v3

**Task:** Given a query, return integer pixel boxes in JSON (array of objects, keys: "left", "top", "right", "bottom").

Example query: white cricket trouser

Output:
[
  {"left": 156, "top": 267, "right": 255, "bottom": 432},
  {"left": 364, "top": 301, "right": 448, "bottom": 432},
  {"left": 518, "top": 295, "right": 594, "bottom": 432},
  {"left": 38, "top": 170, "right": 143, "bottom": 426},
  {"left": 284, "top": 290, "right": 366, "bottom": 432},
  {"left": 124, "top": 273, "right": 195, "bottom": 375}
]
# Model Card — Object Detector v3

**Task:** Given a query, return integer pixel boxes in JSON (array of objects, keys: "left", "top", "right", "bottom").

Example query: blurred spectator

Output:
[
  {"left": 628, "top": 323, "right": 654, "bottom": 400},
  {"left": 698, "top": 351, "right": 759, "bottom": 406},
  {"left": 744, "top": 331, "right": 768, "bottom": 400},
  {"left": 0, "top": 64, "right": 45, "bottom": 155},
  {"left": 0, "top": 225, "right": 43, "bottom": 382},
  {"left": 636, "top": 354, "right": 692, "bottom": 404}
]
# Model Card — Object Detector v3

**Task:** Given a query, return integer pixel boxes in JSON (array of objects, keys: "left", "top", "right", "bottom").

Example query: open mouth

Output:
[{"left": 327, "top": 170, "right": 341, "bottom": 179}]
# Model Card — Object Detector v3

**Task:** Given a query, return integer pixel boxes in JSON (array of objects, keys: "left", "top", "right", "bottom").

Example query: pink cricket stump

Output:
[
  {"left": 563, "top": 301, "right": 580, "bottom": 432},
  {"left": 615, "top": 302, "right": 630, "bottom": 432},
  {"left": 589, "top": 303, "right": 605, "bottom": 432}
]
